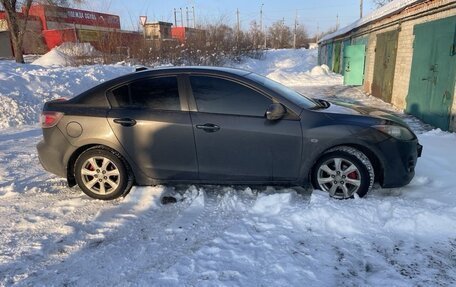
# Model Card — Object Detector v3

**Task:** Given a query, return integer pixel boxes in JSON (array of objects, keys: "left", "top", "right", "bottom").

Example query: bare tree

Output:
[
  {"left": 248, "top": 20, "right": 262, "bottom": 49},
  {"left": 268, "top": 20, "right": 292, "bottom": 49},
  {"left": 0, "top": 0, "right": 82, "bottom": 63},
  {"left": 1, "top": 0, "right": 33, "bottom": 63},
  {"left": 294, "top": 24, "right": 309, "bottom": 48},
  {"left": 372, "top": 0, "right": 393, "bottom": 8}
]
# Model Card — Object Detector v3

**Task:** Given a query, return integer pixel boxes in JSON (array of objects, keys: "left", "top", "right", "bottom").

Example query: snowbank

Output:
[
  {"left": 0, "top": 62, "right": 133, "bottom": 128},
  {"left": 233, "top": 49, "right": 342, "bottom": 86},
  {"left": 32, "top": 43, "right": 101, "bottom": 67}
]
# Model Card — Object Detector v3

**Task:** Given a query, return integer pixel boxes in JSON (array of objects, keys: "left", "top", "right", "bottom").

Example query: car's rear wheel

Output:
[
  {"left": 311, "top": 146, "right": 374, "bottom": 199},
  {"left": 74, "top": 147, "right": 131, "bottom": 200}
]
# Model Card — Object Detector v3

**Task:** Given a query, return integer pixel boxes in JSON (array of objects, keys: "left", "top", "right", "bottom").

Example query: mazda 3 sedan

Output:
[{"left": 37, "top": 67, "right": 422, "bottom": 200}]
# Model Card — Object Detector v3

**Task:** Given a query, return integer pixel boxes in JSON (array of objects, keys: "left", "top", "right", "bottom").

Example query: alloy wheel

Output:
[
  {"left": 80, "top": 156, "right": 121, "bottom": 195},
  {"left": 316, "top": 157, "right": 361, "bottom": 198}
]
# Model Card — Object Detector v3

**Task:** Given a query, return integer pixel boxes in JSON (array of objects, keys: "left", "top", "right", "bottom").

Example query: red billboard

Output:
[{"left": 29, "top": 5, "right": 120, "bottom": 30}]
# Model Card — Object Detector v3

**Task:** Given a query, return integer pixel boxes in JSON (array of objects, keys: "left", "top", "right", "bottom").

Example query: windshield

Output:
[{"left": 246, "top": 73, "right": 319, "bottom": 109}]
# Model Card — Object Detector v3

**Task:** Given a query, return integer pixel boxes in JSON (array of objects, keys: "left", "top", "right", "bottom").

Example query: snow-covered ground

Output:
[{"left": 1, "top": 49, "right": 455, "bottom": 286}]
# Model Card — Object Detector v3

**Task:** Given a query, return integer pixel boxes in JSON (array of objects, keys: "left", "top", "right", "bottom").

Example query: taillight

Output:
[{"left": 40, "top": 111, "right": 64, "bottom": 128}]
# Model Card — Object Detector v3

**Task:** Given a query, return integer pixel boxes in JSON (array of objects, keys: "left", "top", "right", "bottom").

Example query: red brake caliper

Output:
[{"left": 347, "top": 171, "right": 358, "bottom": 179}]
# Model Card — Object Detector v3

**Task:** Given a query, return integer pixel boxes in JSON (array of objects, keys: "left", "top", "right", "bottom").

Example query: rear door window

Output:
[{"left": 110, "top": 77, "right": 181, "bottom": 110}]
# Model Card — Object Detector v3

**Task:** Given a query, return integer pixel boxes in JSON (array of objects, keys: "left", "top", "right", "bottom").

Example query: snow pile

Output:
[
  {"left": 31, "top": 48, "right": 75, "bottom": 67},
  {"left": 233, "top": 49, "right": 342, "bottom": 86},
  {"left": 309, "top": 64, "right": 332, "bottom": 76},
  {"left": 57, "top": 42, "right": 101, "bottom": 58},
  {"left": 0, "top": 62, "right": 134, "bottom": 128},
  {"left": 32, "top": 43, "right": 101, "bottom": 67}
]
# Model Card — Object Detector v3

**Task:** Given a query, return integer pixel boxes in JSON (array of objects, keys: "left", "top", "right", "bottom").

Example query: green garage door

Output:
[
  {"left": 343, "top": 45, "right": 366, "bottom": 85},
  {"left": 406, "top": 16, "right": 456, "bottom": 131},
  {"left": 327, "top": 43, "right": 333, "bottom": 70},
  {"left": 333, "top": 42, "right": 342, "bottom": 73}
]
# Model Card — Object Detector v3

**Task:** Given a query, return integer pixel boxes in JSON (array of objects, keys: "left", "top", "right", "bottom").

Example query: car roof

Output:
[
  {"left": 68, "top": 66, "right": 254, "bottom": 105},
  {"left": 135, "top": 66, "right": 252, "bottom": 77}
]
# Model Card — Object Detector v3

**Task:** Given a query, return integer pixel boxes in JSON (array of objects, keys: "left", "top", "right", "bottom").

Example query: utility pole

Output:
[
  {"left": 236, "top": 8, "right": 240, "bottom": 35},
  {"left": 180, "top": 8, "right": 183, "bottom": 27},
  {"left": 264, "top": 25, "right": 267, "bottom": 48},
  {"left": 186, "top": 7, "right": 189, "bottom": 27},
  {"left": 260, "top": 3, "right": 264, "bottom": 49},
  {"left": 293, "top": 10, "right": 298, "bottom": 49},
  {"left": 360, "top": 0, "right": 363, "bottom": 18},
  {"left": 174, "top": 8, "right": 177, "bottom": 26},
  {"left": 192, "top": 6, "right": 196, "bottom": 28},
  {"left": 316, "top": 23, "right": 320, "bottom": 42},
  {"left": 336, "top": 14, "right": 339, "bottom": 29},
  {"left": 236, "top": 8, "right": 240, "bottom": 47}
]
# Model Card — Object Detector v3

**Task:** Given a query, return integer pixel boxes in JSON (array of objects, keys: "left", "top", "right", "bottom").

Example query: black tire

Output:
[
  {"left": 311, "top": 146, "right": 374, "bottom": 199},
  {"left": 74, "top": 147, "right": 131, "bottom": 200}
]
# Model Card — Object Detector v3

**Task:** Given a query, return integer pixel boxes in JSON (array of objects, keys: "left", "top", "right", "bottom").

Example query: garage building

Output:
[{"left": 318, "top": 0, "right": 456, "bottom": 132}]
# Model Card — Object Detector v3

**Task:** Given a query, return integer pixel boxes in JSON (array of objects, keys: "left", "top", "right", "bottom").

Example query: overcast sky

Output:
[{"left": 77, "top": 0, "right": 378, "bottom": 35}]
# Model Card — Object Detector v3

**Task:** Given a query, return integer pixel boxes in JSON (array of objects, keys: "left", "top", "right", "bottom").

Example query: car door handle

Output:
[
  {"left": 113, "top": 118, "right": 137, "bottom": 127},
  {"left": 196, "top": 123, "right": 220, "bottom": 132}
]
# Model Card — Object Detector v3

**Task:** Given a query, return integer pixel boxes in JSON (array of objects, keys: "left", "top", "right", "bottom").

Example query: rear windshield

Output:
[{"left": 246, "top": 73, "right": 318, "bottom": 109}]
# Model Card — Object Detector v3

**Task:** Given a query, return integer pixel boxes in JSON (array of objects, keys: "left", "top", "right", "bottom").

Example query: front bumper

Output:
[{"left": 378, "top": 138, "right": 422, "bottom": 188}]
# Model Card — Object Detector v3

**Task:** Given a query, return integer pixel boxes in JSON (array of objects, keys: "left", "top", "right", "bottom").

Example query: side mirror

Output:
[{"left": 266, "top": 103, "right": 286, "bottom": 121}]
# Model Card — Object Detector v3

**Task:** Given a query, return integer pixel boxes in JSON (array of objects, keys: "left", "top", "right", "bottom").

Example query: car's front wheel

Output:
[
  {"left": 74, "top": 147, "right": 131, "bottom": 200},
  {"left": 311, "top": 146, "right": 374, "bottom": 199}
]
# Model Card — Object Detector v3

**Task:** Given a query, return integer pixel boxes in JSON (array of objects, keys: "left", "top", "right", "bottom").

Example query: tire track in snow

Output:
[{"left": 120, "top": 186, "right": 256, "bottom": 284}]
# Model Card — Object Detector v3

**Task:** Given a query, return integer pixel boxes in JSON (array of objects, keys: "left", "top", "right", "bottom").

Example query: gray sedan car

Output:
[{"left": 37, "top": 67, "right": 422, "bottom": 200}]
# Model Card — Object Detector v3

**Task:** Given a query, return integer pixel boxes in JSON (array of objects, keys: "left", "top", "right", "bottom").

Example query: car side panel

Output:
[
  {"left": 191, "top": 112, "right": 304, "bottom": 182},
  {"left": 107, "top": 109, "right": 199, "bottom": 181},
  {"left": 297, "top": 111, "right": 390, "bottom": 186},
  {"left": 49, "top": 111, "right": 149, "bottom": 185}
]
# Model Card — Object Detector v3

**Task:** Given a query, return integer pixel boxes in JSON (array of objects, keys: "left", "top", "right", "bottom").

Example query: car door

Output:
[
  {"left": 187, "top": 75, "right": 302, "bottom": 183},
  {"left": 106, "top": 76, "right": 198, "bottom": 180}
]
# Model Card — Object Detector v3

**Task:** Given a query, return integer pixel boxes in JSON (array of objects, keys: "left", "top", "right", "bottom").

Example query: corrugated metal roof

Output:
[{"left": 319, "top": 0, "right": 422, "bottom": 43}]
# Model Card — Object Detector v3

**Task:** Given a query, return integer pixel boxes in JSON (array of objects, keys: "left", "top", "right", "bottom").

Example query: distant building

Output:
[
  {"left": 318, "top": 0, "right": 456, "bottom": 132},
  {"left": 0, "top": 10, "right": 47, "bottom": 55},
  {"left": 171, "top": 26, "right": 206, "bottom": 43},
  {"left": 144, "top": 21, "right": 173, "bottom": 41},
  {"left": 0, "top": 4, "right": 141, "bottom": 56}
]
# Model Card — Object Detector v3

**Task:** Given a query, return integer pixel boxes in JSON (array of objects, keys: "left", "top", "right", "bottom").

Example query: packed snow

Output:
[{"left": 1, "top": 49, "right": 455, "bottom": 286}]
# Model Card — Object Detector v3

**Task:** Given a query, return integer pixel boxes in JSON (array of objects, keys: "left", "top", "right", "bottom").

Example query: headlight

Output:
[{"left": 372, "top": 125, "right": 415, "bottom": 140}]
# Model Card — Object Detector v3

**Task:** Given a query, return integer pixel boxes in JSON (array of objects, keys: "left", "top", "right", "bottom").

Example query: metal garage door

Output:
[
  {"left": 406, "top": 16, "right": 456, "bottom": 131},
  {"left": 372, "top": 30, "right": 399, "bottom": 103},
  {"left": 332, "top": 41, "right": 342, "bottom": 73},
  {"left": 0, "top": 31, "right": 13, "bottom": 58},
  {"left": 343, "top": 45, "right": 366, "bottom": 86}
]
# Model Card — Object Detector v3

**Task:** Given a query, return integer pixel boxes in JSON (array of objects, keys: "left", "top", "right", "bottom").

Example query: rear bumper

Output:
[
  {"left": 379, "top": 138, "right": 422, "bottom": 188},
  {"left": 37, "top": 127, "right": 71, "bottom": 178}
]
